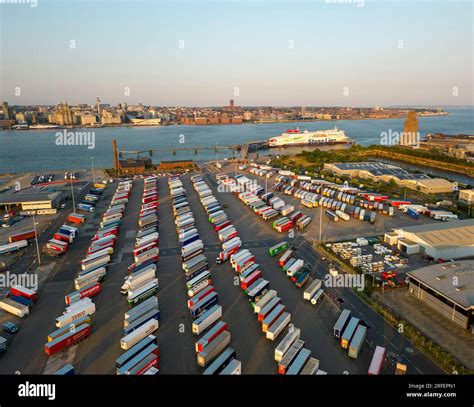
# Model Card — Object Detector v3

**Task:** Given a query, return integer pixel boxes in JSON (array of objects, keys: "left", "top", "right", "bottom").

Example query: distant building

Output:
[
  {"left": 158, "top": 160, "right": 195, "bottom": 171},
  {"left": 324, "top": 162, "right": 454, "bottom": 193},
  {"left": 101, "top": 110, "right": 122, "bottom": 125},
  {"left": 243, "top": 111, "right": 253, "bottom": 121},
  {"left": 80, "top": 113, "right": 97, "bottom": 126},
  {"left": 119, "top": 158, "right": 153, "bottom": 175},
  {"left": 220, "top": 113, "right": 230, "bottom": 124},
  {"left": 0, "top": 119, "right": 15, "bottom": 129},
  {"left": 230, "top": 99, "right": 234, "bottom": 109},
  {"left": 388, "top": 219, "right": 474, "bottom": 261},
  {"left": 407, "top": 261, "right": 474, "bottom": 331},
  {"left": 15, "top": 112, "right": 27, "bottom": 123},
  {"left": 459, "top": 189, "right": 474, "bottom": 204},
  {"left": 400, "top": 111, "right": 419, "bottom": 146},
  {"left": 0, "top": 191, "right": 62, "bottom": 211},
  {"left": 2, "top": 102, "right": 10, "bottom": 120},
  {"left": 129, "top": 118, "right": 161, "bottom": 126},
  {"left": 230, "top": 116, "right": 243, "bottom": 124},
  {"left": 403, "top": 178, "right": 455, "bottom": 194},
  {"left": 195, "top": 117, "right": 208, "bottom": 125},
  {"left": 50, "top": 103, "right": 75, "bottom": 126}
]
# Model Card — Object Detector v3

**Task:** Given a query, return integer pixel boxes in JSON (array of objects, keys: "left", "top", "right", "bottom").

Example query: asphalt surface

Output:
[
  {"left": 202, "top": 167, "right": 445, "bottom": 375},
  {"left": 0, "top": 181, "right": 103, "bottom": 374},
  {"left": 0, "top": 171, "right": 445, "bottom": 375}
]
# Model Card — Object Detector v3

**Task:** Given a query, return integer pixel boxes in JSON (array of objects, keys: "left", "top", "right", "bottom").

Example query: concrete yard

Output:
[{"left": 0, "top": 171, "right": 446, "bottom": 375}]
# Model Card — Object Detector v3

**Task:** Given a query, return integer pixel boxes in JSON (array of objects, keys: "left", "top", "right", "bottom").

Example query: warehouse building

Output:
[
  {"left": 386, "top": 219, "right": 474, "bottom": 260},
  {"left": 324, "top": 162, "right": 454, "bottom": 193},
  {"left": 459, "top": 189, "right": 474, "bottom": 204},
  {"left": 407, "top": 261, "right": 474, "bottom": 331},
  {"left": 0, "top": 191, "right": 62, "bottom": 211}
]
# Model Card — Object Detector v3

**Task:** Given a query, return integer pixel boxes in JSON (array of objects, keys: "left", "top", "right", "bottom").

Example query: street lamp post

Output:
[
  {"left": 32, "top": 213, "right": 41, "bottom": 266},
  {"left": 91, "top": 157, "right": 96, "bottom": 185},
  {"left": 70, "top": 179, "right": 76, "bottom": 212}
]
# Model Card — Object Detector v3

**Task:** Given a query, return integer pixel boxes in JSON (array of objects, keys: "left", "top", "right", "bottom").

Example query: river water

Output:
[{"left": 0, "top": 107, "right": 472, "bottom": 174}]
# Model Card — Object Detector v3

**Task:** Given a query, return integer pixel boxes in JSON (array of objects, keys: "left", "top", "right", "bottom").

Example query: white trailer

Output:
[
  {"left": 121, "top": 266, "right": 157, "bottom": 294},
  {"left": 254, "top": 289, "right": 277, "bottom": 314},
  {"left": 0, "top": 298, "right": 29, "bottom": 317},
  {"left": 303, "top": 279, "right": 321, "bottom": 301},
  {"left": 192, "top": 305, "right": 222, "bottom": 335},
  {"left": 275, "top": 327, "right": 300, "bottom": 362},
  {"left": 56, "top": 302, "right": 95, "bottom": 328},
  {"left": 266, "top": 312, "right": 291, "bottom": 341},
  {"left": 124, "top": 297, "right": 159, "bottom": 325},
  {"left": 120, "top": 318, "right": 159, "bottom": 350}
]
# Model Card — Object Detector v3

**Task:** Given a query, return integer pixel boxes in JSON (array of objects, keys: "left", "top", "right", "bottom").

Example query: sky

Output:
[{"left": 0, "top": 0, "right": 473, "bottom": 107}]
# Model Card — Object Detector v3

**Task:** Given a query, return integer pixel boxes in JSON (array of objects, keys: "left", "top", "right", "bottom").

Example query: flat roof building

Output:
[
  {"left": 324, "top": 162, "right": 454, "bottom": 193},
  {"left": 407, "top": 261, "right": 474, "bottom": 331},
  {"left": 390, "top": 219, "right": 474, "bottom": 261},
  {"left": 459, "top": 189, "right": 474, "bottom": 204},
  {"left": 0, "top": 191, "right": 62, "bottom": 211}
]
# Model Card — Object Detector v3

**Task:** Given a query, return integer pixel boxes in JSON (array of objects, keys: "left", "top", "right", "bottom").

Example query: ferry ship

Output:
[{"left": 268, "top": 127, "right": 350, "bottom": 147}]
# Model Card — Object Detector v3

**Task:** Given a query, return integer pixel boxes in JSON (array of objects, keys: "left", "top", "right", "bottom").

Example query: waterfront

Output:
[{"left": 0, "top": 107, "right": 472, "bottom": 174}]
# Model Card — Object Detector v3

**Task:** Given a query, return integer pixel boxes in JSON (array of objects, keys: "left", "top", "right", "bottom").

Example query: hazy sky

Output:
[{"left": 0, "top": 0, "right": 472, "bottom": 106}]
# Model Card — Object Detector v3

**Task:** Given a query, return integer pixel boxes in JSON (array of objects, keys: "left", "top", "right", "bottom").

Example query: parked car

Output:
[{"left": 2, "top": 321, "right": 18, "bottom": 334}]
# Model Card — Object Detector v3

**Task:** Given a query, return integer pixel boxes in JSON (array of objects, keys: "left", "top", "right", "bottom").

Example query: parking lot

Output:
[
  {"left": 224, "top": 165, "right": 440, "bottom": 244},
  {"left": 0, "top": 169, "right": 445, "bottom": 375}
]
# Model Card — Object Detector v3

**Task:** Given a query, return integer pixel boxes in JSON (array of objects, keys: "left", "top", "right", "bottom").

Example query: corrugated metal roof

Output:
[
  {"left": 395, "top": 219, "right": 474, "bottom": 247},
  {"left": 408, "top": 260, "right": 474, "bottom": 309}
]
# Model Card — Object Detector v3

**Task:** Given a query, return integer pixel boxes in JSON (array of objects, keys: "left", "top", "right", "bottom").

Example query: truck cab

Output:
[{"left": 2, "top": 321, "right": 19, "bottom": 334}]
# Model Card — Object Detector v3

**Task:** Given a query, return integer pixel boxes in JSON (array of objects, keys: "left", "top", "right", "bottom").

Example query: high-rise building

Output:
[
  {"left": 50, "top": 102, "right": 75, "bottom": 125},
  {"left": 229, "top": 99, "right": 234, "bottom": 110},
  {"left": 96, "top": 97, "right": 101, "bottom": 115},
  {"left": 2, "top": 102, "right": 9, "bottom": 120},
  {"left": 400, "top": 111, "right": 419, "bottom": 146}
]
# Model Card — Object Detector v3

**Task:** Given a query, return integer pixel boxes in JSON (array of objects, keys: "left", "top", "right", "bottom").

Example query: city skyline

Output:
[{"left": 1, "top": 0, "right": 473, "bottom": 106}]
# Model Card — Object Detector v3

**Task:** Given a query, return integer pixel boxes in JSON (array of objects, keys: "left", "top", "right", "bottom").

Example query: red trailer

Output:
[
  {"left": 368, "top": 346, "right": 386, "bottom": 375},
  {"left": 214, "top": 220, "right": 231, "bottom": 232},
  {"left": 53, "top": 232, "right": 73, "bottom": 244},
  {"left": 11, "top": 285, "right": 38, "bottom": 302},
  {"left": 195, "top": 321, "right": 228, "bottom": 352},
  {"left": 135, "top": 354, "right": 159, "bottom": 375},
  {"left": 276, "top": 221, "right": 293, "bottom": 233},
  {"left": 44, "top": 323, "right": 91, "bottom": 356},
  {"left": 388, "top": 200, "right": 412, "bottom": 208},
  {"left": 8, "top": 230, "right": 36, "bottom": 243},
  {"left": 67, "top": 213, "right": 86, "bottom": 224},
  {"left": 65, "top": 282, "right": 101, "bottom": 306},
  {"left": 241, "top": 270, "right": 262, "bottom": 291},
  {"left": 218, "top": 245, "right": 240, "bottom": 262},
  {"left": 92, "top": 227, "right": 118, "bottom": 241},
  {"left": 188, "top": 286, "right": 216, "bottom": 309}
]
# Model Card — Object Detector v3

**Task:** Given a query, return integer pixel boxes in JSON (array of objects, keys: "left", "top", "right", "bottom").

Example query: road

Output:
[
  {"left": 0, "top": 171, "right": 445, "bottom": 375},
  {"left": 202, "top": 167, "right": 445, "bottom": 375}
]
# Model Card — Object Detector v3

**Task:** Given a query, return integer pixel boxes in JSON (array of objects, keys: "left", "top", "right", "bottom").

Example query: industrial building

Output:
[
  {"left": 459, "top": 189, "right": 474, "bottom": 204},
  {"left": 407, "top": 261, "right": 474, "bottom": 331},
  {"left": 386, "top": 219, "right": 474, "bottom": 260},
  {"left": 158, "top": 160, "right": 195, "bottom": 171},
  {"left": 119, "top": 158, "right": 153, "bottom": 175},
  {"left": 0, "top": 192, "right": 62, "bottom": 211},
  {"left": 324, "top": 162, "right": 455, "bottom": 193}
]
